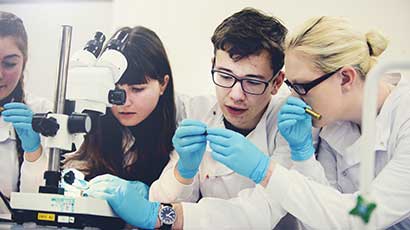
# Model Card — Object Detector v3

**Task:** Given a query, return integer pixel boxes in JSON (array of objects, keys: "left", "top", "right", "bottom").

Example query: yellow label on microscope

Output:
[{"left": 37, "top": 212, "right": 55, "bottom": 221}]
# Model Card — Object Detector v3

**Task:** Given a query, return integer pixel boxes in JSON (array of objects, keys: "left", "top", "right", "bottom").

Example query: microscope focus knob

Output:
[
  {"left": 32, "top": 113, "right": 60, "bottom": 137},
  {"left": 67, "top": 113, "right": 92, "bottom": 134}
]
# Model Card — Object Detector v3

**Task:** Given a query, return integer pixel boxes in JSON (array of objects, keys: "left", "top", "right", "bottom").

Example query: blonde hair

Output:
[{"left": 286, "top": 16, "right": 389, "bottom": 78}]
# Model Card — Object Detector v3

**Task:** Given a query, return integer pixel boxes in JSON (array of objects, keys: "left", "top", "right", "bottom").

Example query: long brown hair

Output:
[
  {"left": 64, "top": 26, "right": 176, "bottom": 185},
  {"left": 0, "top": 11, "right": 28, "bottom": 188}
]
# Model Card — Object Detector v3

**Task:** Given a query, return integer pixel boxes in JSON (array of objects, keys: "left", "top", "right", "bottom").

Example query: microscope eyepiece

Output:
[
  {"left": 106, "top": 30, "right": 129, "bottom": 51},
  {"left": 84, "top": 31, "right": 106, "bottom": 58}
]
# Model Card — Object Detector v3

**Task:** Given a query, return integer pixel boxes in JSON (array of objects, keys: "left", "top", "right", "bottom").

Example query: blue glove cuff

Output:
[
  {"left": 177, "top": 160, "right": 198, "bottom": 179},
  {"left": 22, "top": 134, "right": 41, "bottom": 153},
  {"left": 290, "top": 145, "right": 315, "bottom": 161},
  {"left": 146, "top": 201, "right": 161, "bottom": 229},
  {"left": 250, "top": 155, "right": 270, "bottom": 184}
]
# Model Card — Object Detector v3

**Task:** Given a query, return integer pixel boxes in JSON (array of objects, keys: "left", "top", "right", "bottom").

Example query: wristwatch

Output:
[{"left": 159, "top": 203, "right": 176, "bottom": 230}]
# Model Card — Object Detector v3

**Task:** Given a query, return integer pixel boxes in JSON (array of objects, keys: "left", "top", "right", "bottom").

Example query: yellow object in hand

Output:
[{"left": 304, "top": 107, "right": 321, "bottom": 120}]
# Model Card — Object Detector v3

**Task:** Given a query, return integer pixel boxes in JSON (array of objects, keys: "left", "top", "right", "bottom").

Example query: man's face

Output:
[{"left": 213, "top": 49, "right": 283, "bottom": 130}]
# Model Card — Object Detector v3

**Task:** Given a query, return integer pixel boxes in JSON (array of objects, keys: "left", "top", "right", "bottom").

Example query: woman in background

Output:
[{"left": 0, "top": 11, "right": 52, "bottom": 198}]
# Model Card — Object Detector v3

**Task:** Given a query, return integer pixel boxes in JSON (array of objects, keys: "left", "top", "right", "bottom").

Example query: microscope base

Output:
[{"left": 10, "top": 192, "right": 124, "bottom": 229}]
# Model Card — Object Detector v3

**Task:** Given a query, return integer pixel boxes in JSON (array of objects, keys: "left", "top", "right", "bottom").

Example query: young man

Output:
[
  {"left": 85, "top": 8, "right": 324, "bottom": 229},
  {"left": 149, "top": 8, "right": 291, "bottom": 203}
]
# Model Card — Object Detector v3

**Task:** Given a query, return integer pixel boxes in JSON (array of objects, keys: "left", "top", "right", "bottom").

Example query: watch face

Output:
[{"left": 160, "top": 206, "right": 176, "bottom": 225}]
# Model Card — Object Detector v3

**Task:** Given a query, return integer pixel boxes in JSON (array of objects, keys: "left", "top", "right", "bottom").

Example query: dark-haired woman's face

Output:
[
  {"left": 0, "top": 37, "right": 23, "bottom": 100},
  {"left": 111, "top": 77, "right": 168, "bottom": 126}
]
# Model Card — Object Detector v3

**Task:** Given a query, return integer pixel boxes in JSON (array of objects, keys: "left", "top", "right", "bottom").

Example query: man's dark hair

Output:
[{"left": 211, "top": 8, "right": 287, "bottom": 75}]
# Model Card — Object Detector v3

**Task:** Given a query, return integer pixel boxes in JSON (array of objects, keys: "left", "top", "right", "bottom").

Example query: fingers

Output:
[
  {"left": 174, "top": 126, "right": 206, "bottom": 139},
  {"left": 277, "top": 113, "right": 306, "bottom": 123},
  {"left": 278, "top": 119, "right": 297, "bottom": 129},
  {"left": 173, "top": 135, "right": 206, "bottom": 147},
  {"left": 176, "top": 142, "right": 205, "bottom": 153},
  {"left": 3, "top": 115, "right": 32, "bottom": 124},
  {"left": 3, "top": 102, "right": 29, "bottom": 110},
  {"left": 279, "top": 97, "right": 311, "bottom": 115},
  {"left": 129, "top": 180, "right": 149, "bottom": 189},
  {"left": 86, "top": 175, "right": 121, "bottom": 197},
  {"left": 180, "top": 119, "right": 207, "bottom": 128},
  {"left": 88, "top": 174, "right": 121, "bottom": 186},
  {"left": 2, "top": 108, "right": 32, "bottom": 118},
  {"left": 206, "top": 134, "right": 229, "bottom": 147},
  {"left": 206, "top": 127, "right": 236, "bottom": 138},
  {"left": 208, "top": 142, "right": 228, "bottom": 155},
  {"left": 286, "top": 96, "right": 308, "bottom": 108},
  {"left": 84, "top": 190, "right": 115, "bottom": 201},
  {"left": 278, "top": 97, "right": 313, "bottom": 125},
  {"left": 279, "top": 104, "right": 305, "bottom": 116},
  {"left": 86, "top": 181, "right": 117, "bottom": 194},
  {"left": 210, "top": 150, "right": 228, "bottom": 164}
]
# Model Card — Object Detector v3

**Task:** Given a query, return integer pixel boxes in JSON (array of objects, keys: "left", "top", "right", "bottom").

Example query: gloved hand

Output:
[
  {"left": 172, "top": 119, "right": 207, "bottom": 179},
  {"left": 277, "top": 96, "right": 315, "bottom": 161},
  {"left": 2, "top": 102, "right": 40, "bottom": 152},
  {"left": 206, "top": 128, "right": 270, "bottom": 184},
  {"left": 84, "top": 174, "right": 159, "bottom": 229}
]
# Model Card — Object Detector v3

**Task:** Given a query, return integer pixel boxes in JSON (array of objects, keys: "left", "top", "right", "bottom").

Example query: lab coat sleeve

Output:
[
  {"left": 265, "top": 119, "right": 410, "bottom": 230},
  {"left": 149, "top": 151, "right": 200, "bottom": 203},
  {"left": 182, "top": 185, "right": 285, "bottom": 229},
  {"left": 19, "top": 97, "right": 53, "bottom": 193},
  {"left": 273, "top": 128, "right": 329, "bottom": 185},
  {"left": 19, "top": 146, "right": 48, "bottom": 193}
]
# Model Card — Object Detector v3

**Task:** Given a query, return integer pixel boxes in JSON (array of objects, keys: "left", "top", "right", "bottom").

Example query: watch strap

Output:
[{"left": 159, "top": 203, "right": 174, "bottom": 230}]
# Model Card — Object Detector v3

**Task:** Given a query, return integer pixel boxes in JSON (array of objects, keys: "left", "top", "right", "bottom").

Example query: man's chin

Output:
[{"left": 225, "top": 116, "right": 250, "bottom": 129}]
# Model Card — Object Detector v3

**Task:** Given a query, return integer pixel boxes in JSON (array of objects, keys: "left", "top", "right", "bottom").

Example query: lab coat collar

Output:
[
  {"left": 0, "top": 118, "right": 16, "bottom": 142},
  {"left": 203, "top": 98, "right": 272, "bottom": 176},
  {"left": 320, "top": 121, "right": 362, "bottom": 170},
  {"left": 319, "top": 74, "right": 407, "bottom": 171}
]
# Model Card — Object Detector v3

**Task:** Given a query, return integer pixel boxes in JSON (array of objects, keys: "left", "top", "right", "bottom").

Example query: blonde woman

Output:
[
  {"left": 206, "top": 16, "right": 409, "bottom": 228},
  {"left": 262, "top": 16, "right": 409, "bottom": 228}
]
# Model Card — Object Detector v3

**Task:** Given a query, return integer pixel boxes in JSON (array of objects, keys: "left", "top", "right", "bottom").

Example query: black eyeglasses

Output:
[
  {"left": 285, "top": 67, "right": 342, "bottom": 96},
  {"left": 211, "top": 69, "right": 277, "bottom": 95}
]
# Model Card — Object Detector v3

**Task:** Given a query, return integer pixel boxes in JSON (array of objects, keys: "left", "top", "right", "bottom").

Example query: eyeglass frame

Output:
[
  {"left": 284, "top": 67, "right": 342, "bottom": 96},
  {"left": 210, "top": 67, "right": 279, "bottom": 95}
]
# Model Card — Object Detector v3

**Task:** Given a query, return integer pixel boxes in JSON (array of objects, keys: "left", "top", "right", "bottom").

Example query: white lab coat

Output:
[
  {"left": 150, "top": 94, "right": 326, "bottom": 229},
  {"left": 0, "top": 96, "right": 52, "bottom": 198},
  {"left": 258, "top": 74, "right": 410, "bottom": 229}
]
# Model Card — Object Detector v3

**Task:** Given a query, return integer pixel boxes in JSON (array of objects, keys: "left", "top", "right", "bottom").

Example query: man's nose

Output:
[{"left": 229, "top": 81, "right": 246, "bottom": 101}]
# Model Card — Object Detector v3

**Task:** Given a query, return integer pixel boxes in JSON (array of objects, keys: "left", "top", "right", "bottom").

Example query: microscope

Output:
[{"left": 9, "top": 26, "right": 128, "bottom": 229}]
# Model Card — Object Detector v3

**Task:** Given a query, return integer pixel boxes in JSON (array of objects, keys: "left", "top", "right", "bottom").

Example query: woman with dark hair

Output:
[
  {"left": 63, "top": 26, "right": 176, "bottom": 187},
  {"left": 0, "top": 11, "right": 52, "bottom": 198}
]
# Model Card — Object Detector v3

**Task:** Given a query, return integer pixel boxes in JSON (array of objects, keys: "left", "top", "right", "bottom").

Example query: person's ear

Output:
[
  {"left": 270, "top": 70, "right": 285, "bottom": 95},
  {"left": 339, "top": 66, "right": 357, "bottom": 93},
  {"left": 159, "top": 75, "right": 170, "bottom": 95}
]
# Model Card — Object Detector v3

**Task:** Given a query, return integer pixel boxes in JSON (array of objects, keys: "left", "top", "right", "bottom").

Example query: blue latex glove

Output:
[
  {"left": 84, "top": 174, "right": 159, "bottom": 229},
  {"left": 277, "top": 97, "right": 315, "bottom": 161},
  {"left": 172, "top": 119, "right": 207, "bottom": 179},
  {"left": 2, "top": 102, "right": 40, "bottom": 152},
  {"left": 206, "top": 128, "right": 270, "bottom": 184}
]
